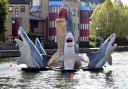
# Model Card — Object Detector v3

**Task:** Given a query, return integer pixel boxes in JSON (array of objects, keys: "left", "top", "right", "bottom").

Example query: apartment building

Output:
[
  {"left": 29, "top": 0, "right": 49, "bottom": 41},
  {"left": 6, "top": 0, "right": 30, "bottom": 43},
  {"left": 6, "top": 0, "right": 101, "bottom": 45}
]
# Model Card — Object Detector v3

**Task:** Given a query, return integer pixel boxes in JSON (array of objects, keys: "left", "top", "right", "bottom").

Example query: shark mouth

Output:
[
  {"left": 112, "top": 42, "right": 115, "bottom": 47},
  {"left": 66, "top": 38, "right": 73, "bottom": 43},
  {"left": 112, "top": 42, "right": 117, "bottom": 48}
]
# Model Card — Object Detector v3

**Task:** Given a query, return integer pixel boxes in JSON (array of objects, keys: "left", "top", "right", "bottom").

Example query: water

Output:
[{"left": 0, "top": 52, "right": 128, "bottom": 89}]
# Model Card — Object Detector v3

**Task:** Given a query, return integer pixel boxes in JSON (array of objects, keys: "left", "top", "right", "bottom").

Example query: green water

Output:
[{"left": 0, "top": 52, "right": 128, "bottom": 89}]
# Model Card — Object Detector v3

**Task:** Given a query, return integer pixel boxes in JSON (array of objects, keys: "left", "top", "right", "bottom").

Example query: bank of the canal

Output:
[
  {"left": 0, "top": 42, "right": 128, "bottom": 57},
  {"left": 0, "top": 46, "right": 128, "bottom": 58}
]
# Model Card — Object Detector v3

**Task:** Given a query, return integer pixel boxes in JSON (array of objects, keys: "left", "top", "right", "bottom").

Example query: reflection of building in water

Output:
[{"left": 6, "top": 0, "right": 101, "bottom": 46}]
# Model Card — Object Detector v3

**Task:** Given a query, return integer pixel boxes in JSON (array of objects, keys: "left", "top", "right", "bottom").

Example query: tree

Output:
[
  {"left": 0, "top": 0, "right": 7, "bottom": 41},
  {"left": 90, "top": 0, "right": 128, "bottom": 40}
]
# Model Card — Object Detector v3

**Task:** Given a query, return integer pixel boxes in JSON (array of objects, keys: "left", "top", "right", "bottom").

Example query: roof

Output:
[
  {"left": 9, "top": 0, "right": 30, "bottom": 4},
  {"left": 79, "top": 6, "right": 90, "bottom": 10},
  {"left": 29, "top": 15, "right": 47, "bottom": 21},
  {"left": 80, "top": 0, "right": 101, "bottom": 3},
  {"left": 30, "top": 6, "right": 41, "bottom": 13},
  {"left": 49, "top": 1, "right": 64, "bottom": 6}
]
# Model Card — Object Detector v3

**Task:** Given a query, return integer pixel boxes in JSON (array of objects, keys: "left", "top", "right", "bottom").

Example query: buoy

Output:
[{"left": 70, "top": 74, "right": 74, "bottom": 80}]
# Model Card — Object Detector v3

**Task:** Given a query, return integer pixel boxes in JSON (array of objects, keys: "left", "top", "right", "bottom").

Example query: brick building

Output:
[
  {"left": 6, "top": 0, "right": 30, "bottom": 43},
  {"left": 6, "top": 0, "right": 101, "bottom": 46}
]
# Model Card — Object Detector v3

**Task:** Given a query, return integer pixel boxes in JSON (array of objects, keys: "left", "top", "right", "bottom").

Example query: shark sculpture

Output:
[
  {"left": 48, "top": 5, "right": 79, "bottom": 68},
  {"left": 35, "top": 38, "right": 46, "bottom": 55},
  {"left": 15, "top": 27, "right": 50, "bottom": 69},
  {"left": 86, "top": 33, "right": 117, "bottom": 70},
  {"left": 15, "top": 39, "right": 37, "bottom": 68},
  {"left": 56, "top": 32, "right": 88, "bottom": 70}
]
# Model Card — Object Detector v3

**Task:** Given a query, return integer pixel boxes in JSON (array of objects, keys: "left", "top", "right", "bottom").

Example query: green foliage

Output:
[
  {"left": 44, "top": 42, "right": 57, "bottom": 49},
  {"left": 101, "top": 0, "right": 106, "bottom": 3},
  {"left": 0, "top": 0, "right": 7, "bottom": 35},
  {"left": 27, "top": 31, "right": 35, "bottom": 42},
  {"left": 0, "top": 58, "right": 15, "bottom": 62},
  {"left": 90, "top": 0, "right": 128, "bottom": 40},
  {"left": 89, "top": 41, "right": 96, "bottom": 48},
  {"left": 78, "top": 41, "right": 89, "bottom": 48}
]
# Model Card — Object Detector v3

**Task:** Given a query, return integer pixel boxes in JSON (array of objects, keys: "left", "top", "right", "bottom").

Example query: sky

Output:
[{"left": 121, "top": 0, "right": 128, "bottom": 5}]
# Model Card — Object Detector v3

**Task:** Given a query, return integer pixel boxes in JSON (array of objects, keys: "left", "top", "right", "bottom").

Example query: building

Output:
[
  {"left": 79, "top": 5, "right": 90, "bottom": 43},
  {"left": 29, "top": 0, "right": 48, "bottom": 41},
  {"left": 48, "top": 0, "right": 101, "bottom": 45},
  {"left": 6, "top": 0, "right": 101, "bottom": 46},
  {"left": 48, "top": 0, "right": 64, "bottom": 42},
  {"left": 6, "top": 0, "right": 30, "bottom": 43}
]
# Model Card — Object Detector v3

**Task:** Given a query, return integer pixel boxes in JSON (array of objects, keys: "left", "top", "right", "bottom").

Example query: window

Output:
[
  {"left": 49, "top": 6, "right": 54, "bottom": 13},
  {"left": 54, "top": 6, "right": 57, "bottom": 13},
  {"left": 72, "top": 10, "right": 75, "bottom": 16},
  {"left": 9, "top": 6, "right": 13, "bottom": 12},
  {"left": 49, "top": 21, "right": 55, "bottom": 28},
  {"left": 20, "top": 6, "right": 25, "bottom": 12},
  {"left": 15, "top": 8, "right": 18, "bottom": 15},
  {"left": 15, "top": 8, "right": 18, "bottom": 12},
  {"left": 73, "top": 23, "right": 75, "bottom": 30},
  {"left": 80, "top": 24, "right": 88, "bottom": 30},
  {"left": 33, "top": 21, "right": 38, "bottom": 28},
  {"left": 78, "top": 10, "right": 79, "bottom": 16}
]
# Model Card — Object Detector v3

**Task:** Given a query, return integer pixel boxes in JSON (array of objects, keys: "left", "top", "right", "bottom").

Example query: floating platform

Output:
[
  {"left": 22, "top": 67, "right": 51, "bottom": 72},
  {"left": 22, "top": 67, "right": 104, "bottom": 72},
  {"left": 55, "top": 69, "right": 79, "bottom": 73},
  {"left": 82, "top": 67, "right": 103, "bottom": 72},
  {"left": 22, "top": 67, "right": 79, "bottom": 72}
]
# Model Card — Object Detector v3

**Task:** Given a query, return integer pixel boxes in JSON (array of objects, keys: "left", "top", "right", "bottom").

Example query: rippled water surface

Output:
[{"left": 0, "top": 52, "right": 128, "bottom": 89}]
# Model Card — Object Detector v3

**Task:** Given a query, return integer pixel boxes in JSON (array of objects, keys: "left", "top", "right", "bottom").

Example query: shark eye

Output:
[
  {"left": 66, "top": 38, "right": 73, "bottom": 43},
  {"left": 108, "top": 39, "right": 110, "bottom": 42}
]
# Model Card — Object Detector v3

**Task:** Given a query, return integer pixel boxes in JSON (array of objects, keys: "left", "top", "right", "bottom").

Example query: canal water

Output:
[{"left": 0, "top": 52, "right": 128, "bottom": 89}]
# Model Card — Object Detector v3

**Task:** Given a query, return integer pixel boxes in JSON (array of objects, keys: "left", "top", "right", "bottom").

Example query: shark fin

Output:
[
  {"left": 107, "top": 56, "right": 112, "bottom": 65},
  {"left": 16, "top": 57, "right": 24, "bottom": 65}
]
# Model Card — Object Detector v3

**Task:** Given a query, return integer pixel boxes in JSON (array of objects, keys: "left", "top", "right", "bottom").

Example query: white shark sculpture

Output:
[
  {"left": 53, "top": 32, "right": 88, "bottom": 70},
  {"left": 87, "top": 33, "right": 117, "bottom": 69},
  {"left": 16, "top": 27, "right": 50, "bottom": 68},
  {"left": 15, "top": 39, "right": 37, "bottom": 68}
]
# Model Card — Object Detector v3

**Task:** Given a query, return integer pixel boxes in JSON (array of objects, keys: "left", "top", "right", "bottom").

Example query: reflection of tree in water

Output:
[
  {"left": 89, "top": 70, "right": 115, "bottom": 88},
  {"left": 89, "top": 71, "right": 100, "bottom": 79},
  {"left": 18, "top": 71, "right": 38, "bottom": 88},
  {"left": 104, "top": 71, "right": 114, "bottom": 88}
]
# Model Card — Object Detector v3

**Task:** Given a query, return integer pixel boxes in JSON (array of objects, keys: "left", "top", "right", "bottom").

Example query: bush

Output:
[
  {"left": 78, "top": 41, "right": 89, "bottom": 48},
  {"left": 89, "top": 41, "right": 96, "bottom": 48},
  {"left": 44, "top": 42, "right": 57, "bottom": 49},
  {"left": 0, "top": 0, "right": 7, "bottom": 42},
  {"left": 115, "top": 37, "right": 128, "bottom": 46}
]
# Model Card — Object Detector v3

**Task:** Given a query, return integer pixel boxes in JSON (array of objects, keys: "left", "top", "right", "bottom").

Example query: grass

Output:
[{"left": 0, "top": 57, "right": 16, "bottom": 62}]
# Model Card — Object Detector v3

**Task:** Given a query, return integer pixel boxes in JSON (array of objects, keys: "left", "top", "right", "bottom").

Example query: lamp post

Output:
[{"left": 96, "top": 27, "right": 98, "bottom": 38}]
